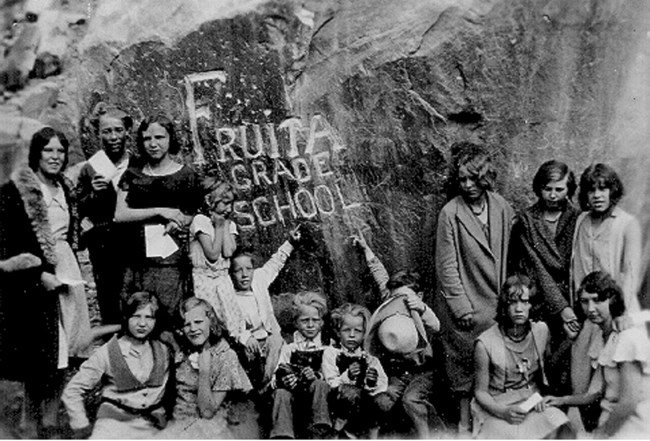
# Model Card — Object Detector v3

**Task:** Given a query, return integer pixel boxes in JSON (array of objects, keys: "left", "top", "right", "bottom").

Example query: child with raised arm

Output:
[
  {"left": 189, "top": 177, "right": 243, "bottom": 340},
  {"left": 353, "top": 231, "right": 444, "bottom": 438},
  {"left": 322, "top": 303, "right": 388, "bottom": 439},
  {"left": 230, "top": 226, "right": 302, "bottom": 390},
  {"left": 271, "top": 291, "right": 333, "bottom": 439},
  {"left": 62, "top": 292, "right": 174, "bottom": 439}
]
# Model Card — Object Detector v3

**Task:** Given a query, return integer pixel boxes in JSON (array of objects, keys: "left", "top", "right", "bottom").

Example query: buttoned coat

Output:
[{"left": 434, "top": 191, "right": 514, "bottom": 393}]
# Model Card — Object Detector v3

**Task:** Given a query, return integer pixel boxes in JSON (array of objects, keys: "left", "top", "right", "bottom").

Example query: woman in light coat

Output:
[{"left": 434, "top": 142, "right": 514, "bottom": 434}]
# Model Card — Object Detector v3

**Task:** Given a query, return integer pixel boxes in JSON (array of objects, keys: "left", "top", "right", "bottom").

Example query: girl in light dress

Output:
[
  {"left": 158, "top": 297, "right": 256, "bottom": 439},
  {"left": 189, "top": 177, "right": 245, "bottom": 341}
]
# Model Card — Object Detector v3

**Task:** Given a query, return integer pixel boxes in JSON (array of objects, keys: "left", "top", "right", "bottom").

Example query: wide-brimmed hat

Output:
[
  {"left": 377, "top": 314, "right": 419, "bottom": 354},
  {"left": 365, "top": 286, "right": 431, "bottom": 358}
]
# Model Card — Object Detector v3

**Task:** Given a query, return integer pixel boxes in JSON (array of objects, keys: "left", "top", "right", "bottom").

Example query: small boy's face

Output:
[
  {"left": 339, "top": 314, "right": 365, "bottom": 351},
  {"left": 231, "top": 255, "right": 253, "bottom": 291},
  {"left": 295, "top": 305, "right": 323, "bottom": 340}
]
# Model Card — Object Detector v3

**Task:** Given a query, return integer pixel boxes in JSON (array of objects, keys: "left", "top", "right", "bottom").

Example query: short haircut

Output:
[
  {"left": 28, "top": 127, "right": 70, "bottom": 172},
  {"left": 178, "top": 297, "right": 225, "bottom": 350},
  {"left": 578, "top": 271, "right": 626, "bottom": 319},
  {"left": 449, "top": 142, "right": 496, "bottom": 193},
  {"left": 330, "top": 303, "right": 371, "bottom": 336},
  {"left": 90, "top": 102, "right": 133, "bottom": 133},
  {"left": 496, "top": 274, "right": 536, "bottom": 326},
  {"left": 229, "top": 247, "right": 258, "bottom": 272},
  {"left": 578, "top": 163, "right": 625, "bottom": 211},
  {"left": 386, "top": 269, "right": 423, "bottom": 293},
  {"left": 532, "top": 160, "right": 577, "bottom": 199},
  {"left": 292, "top": 291, "right": 328, "bottom": 319},
  {"left": 136, "top": 114, "right": 181, "bottom": 157},
  {"left": 121, "top": 291, "right": 161, "bottom": 338}
]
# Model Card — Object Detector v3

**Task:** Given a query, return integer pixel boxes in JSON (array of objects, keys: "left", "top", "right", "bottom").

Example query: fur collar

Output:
[{"left": 10, "top": 166, "right": 59, "bottom": 266}]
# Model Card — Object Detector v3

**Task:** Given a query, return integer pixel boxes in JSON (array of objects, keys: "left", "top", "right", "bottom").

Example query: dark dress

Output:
[
  {"left": 118, "top": 165, "right": 200, "bottom": 325},
  {"left": 76, "top": 162, "right": 127, "bottom": 324},
  {"left": 0, "top": 166, "right": 79, "bottom": 381}
]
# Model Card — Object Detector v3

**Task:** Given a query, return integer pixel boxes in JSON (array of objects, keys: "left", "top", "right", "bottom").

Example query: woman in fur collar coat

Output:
[{"left": 0, "top": 127, "right": 91, "bottom": 438}]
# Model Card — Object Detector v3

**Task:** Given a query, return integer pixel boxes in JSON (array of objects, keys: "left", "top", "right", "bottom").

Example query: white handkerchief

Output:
[
  {"left": 145, "top": 224, "right": 179, "bottom": 259},
  {"left": 88, "top": 150, "right": 118, "bottom": 181}
]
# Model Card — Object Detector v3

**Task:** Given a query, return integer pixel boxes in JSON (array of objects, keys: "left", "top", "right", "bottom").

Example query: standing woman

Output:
[
  {"left": 509, "top": 160, "right": 581, "bottom": 393},
  {"left": 435, "top": 142, "right": 514, "bottom": 434},
  {"left": 570, "top": 163, "right": 642, "bottom": 420},
  {"left": 0, "top": 127, "right": 92, "bottom": 438},
  {"left": 115, "top": 115, "right": 200, "bottom": 328},
  {"left": 76, "top": 103, "right": 133, "bottom": 325}
]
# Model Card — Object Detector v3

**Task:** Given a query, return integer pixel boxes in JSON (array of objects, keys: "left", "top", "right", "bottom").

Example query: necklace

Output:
[
  {"left": 144, "top": 161, "right": 176, "bottom": 176},
  {"left": 469, "top": 200, "right": 486, "bottom": 216},
  {"left": 543, "top": 212, "right": 561, "bottom": 223}
]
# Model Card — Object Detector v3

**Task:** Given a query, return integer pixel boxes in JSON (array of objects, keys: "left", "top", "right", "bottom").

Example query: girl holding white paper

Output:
[
  {"left": 115, "top": 115, "right": 201, "bottom": 330},
  {"left": 76, "top": 103, "right": 133, "bottom": 325},
  {"left": 472, "top": 275, "right": 570, "bottom": 438}
]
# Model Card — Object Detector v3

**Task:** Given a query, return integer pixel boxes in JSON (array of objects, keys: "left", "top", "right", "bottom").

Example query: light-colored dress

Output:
[
  {"left": 587, "top": 326, "right": 650, "bottom": 438},
  {"left": 189, "top": 215, "right": 243, "bottom": 338},
  {"left": 472, "top": 322, "right": 569, "bottom": 439},
  {"left": 41, "top": 180, "right": 91, "bottom": 361},
  {"left": 570, "top": 207, "right": 643, "bottom": 395},
  {"left": 158, "top": 339, "right": 254, "bottom": 439}
]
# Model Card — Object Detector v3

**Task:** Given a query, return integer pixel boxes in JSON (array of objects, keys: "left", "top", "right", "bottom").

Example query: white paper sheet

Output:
[
  {"left": 518, "top": 392, "right": 543, "bottom": 413},
  {"left": 88, "top": 150, "right": 118, "bottom": 181},
  {"left": 144, "top": 224, "right": 179, "bottom": 259}
]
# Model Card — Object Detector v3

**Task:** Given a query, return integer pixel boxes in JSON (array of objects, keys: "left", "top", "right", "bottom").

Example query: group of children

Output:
[{"left": 59, "top": 170, "right": 443, "bottom": 440}]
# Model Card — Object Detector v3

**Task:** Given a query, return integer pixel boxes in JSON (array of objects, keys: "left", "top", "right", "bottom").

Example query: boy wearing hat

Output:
[
  {"left": 354, "top": 232, "right": 443, "bottom": 438},
  {"left": 271, "top": 291, "right": 332, "bottom": 439}
]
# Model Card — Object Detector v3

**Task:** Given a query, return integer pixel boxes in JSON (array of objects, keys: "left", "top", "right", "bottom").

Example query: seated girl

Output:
[
  {"left": 544, "top": 271, "right": 650, "bottom": 438},
  {"left": 62, "top": 291, "right": 174, "bottom": 439},
  {"left": 473, "top": 275, "right": 570, "bottom": 438},
  {"left": 158, "top": 297, "right": 257, "bottom": 439}
]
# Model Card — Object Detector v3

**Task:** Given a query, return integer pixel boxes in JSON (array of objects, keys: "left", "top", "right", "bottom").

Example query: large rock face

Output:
[{"left": 4, "top": 0, "right": 650, "bottom": 308}]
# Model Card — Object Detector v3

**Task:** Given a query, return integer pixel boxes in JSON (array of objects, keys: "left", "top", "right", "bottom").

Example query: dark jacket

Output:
[{"left": 0, "top": 166, "right": 78, "bottom": 381}]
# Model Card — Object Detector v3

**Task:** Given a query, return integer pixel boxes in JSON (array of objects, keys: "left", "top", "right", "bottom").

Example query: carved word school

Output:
[{"left": 199, "top": 115, "right": 360, "bottom": 229}]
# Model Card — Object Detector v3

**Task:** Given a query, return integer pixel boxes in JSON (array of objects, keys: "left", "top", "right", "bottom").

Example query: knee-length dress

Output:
[
  {"left": 119, "top": 165, "right": 200, "bottom": 322},
  {"left": 472, "top": 322, "right": 569, "bottom": 439}
]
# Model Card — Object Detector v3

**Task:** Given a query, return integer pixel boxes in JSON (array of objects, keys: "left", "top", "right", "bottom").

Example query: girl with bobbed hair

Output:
[
  {"left": 0, "top": 127, "right": 93, "bottom": 437},
  {"left": 545, "top": 271, "right": 650, "bottom": 437},
  {"left": 570, "top": 163, "right": 642, "bottom": 413},
  {"left": 76, "top": 103, "right": 134, "bottom": 325},
  {"left": 115, "top": 115, "right": 201, "bottom": 330},
  {"left": 159, "top": 297, "right": 255, "bottom": 439},
  {"left": 473, "top": 274, "right": 570, "bottom": 439},
  {"left": 434, "top": 142, "right": 514, "bottom": 434},
  {"left": 62, "top": 291, "right": 174, "bottom": 439},
  {"left": 509, "top": 160, "right": 581, "bottom": 395}
]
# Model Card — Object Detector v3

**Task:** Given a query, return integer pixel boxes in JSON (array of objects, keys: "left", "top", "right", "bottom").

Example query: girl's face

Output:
[
  {"left": 128, "top": 304, "right": 156, "bottom": 341},
  {"left": 587, "top": 183, "right": 612, "bottom": 214},
  {"left": 210, "top": 190, "right": 234, "bottom": 217},
  {"left": 142, "top": 123, "right": 170, "bottom": 162},
  {"left": 296, "top": 305, "right": 323, "bottom": 340},
  {"left": 506, "top": 288, "right": 531, "bottom": 326},
  {"left": 338, "top": 314, "right": 365, "bottom": 351},
  {"left": 458, "top": 165, "right": 484, "bottom": 202},
  {"left": 99, "top": 115, "right": 127, "bottom": 159},
  {"left": 580, "top": 291, "right": 612, "bottom": 327},
  {"left": 182, "top": 306, "right": 211, "bottom": 348},
  {"left": 540, "top": 175, "right": 569, "bottom": 210},
  {"left": 38, "top": 137, "right": 66, "bottom": 177}
]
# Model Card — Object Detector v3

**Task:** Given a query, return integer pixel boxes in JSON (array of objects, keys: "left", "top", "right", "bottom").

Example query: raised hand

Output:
[{"left": 91, "top": 174, "right": 110, "bottom": 191}]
